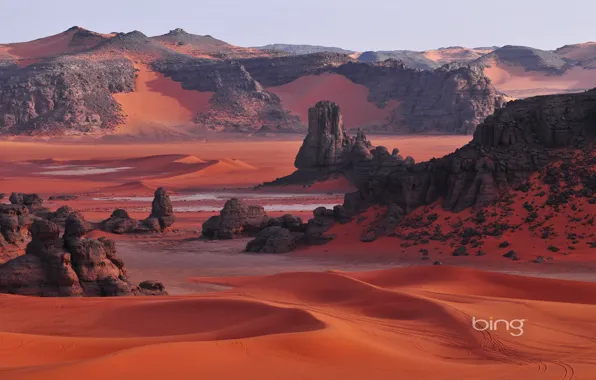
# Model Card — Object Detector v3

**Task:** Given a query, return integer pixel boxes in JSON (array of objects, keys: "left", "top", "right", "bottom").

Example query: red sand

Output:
[
  {"left": 2, "top": 266, "right": 593, "bottom": 379},
  {"left": 113, "top": 65, "right": 213, "bottom": 136},
  {"left": 1, "top": 28, "right": 106, "bottom": 67},
  {"left": 0, "top": 136, "right": 471, "bottom": 193},
  {"left": 268, "top": 73, "right": 400, "bottom": 128}
]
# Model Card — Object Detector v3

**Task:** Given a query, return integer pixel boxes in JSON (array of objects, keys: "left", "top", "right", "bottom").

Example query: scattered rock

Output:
[
  {"left": 202, "top": 198, "right": 268, "bottom": 239},
  {"left": 48, "top": 195, "right": 79, "bottom": 201},
  {"left": 100, "top": 188, "right": 175, "bottom": 234},
  {"left": 498, "top": 241, "right": 510, "bottom": 248},
  {"left": 503, "top": 250, "right": 519, "bottom": 260},
  {"left": 453, "top": 246, "right": 468, "bottom": 256},
  {"left": 246, "top": 226, "right": 297, "bottom": 253}
]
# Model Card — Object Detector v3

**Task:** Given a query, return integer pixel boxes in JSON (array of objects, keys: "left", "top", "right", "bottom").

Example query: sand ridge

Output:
[
  {"left": 3, "top": 266, "right": 596, "bottom": 379},
  {"left": 113, "top": 64, "right": 213, "bottom": 136},
  {"left": 267, "top": 73, "right": 400, "bottom": 129}
]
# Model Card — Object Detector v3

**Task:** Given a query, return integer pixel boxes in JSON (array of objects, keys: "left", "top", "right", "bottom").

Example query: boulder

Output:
[
  {"left": 99, "top": 188, "right": 176, "bottom": 234},
  {"left": 147, "top": 187, "right": 176, "bottom": 230},
  {"left": 246, "top": 226, "right": 297, "bottom": 253},
  {"left": 201, "top": 198, "right": 268, "bottom": 239},
  {"left": 0, "top": 204, "right": 40, "bottom": 264}
]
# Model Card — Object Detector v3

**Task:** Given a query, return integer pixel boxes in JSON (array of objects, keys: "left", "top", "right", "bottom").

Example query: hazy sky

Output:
[{"left": 1, "top": 0, "right": 593, "bottom": 51}]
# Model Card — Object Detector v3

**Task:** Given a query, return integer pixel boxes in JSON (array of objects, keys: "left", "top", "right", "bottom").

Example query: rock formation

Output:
[
  {"left": 0, "top": 58, "right": 135, "bottom": 135},
  {"left": 202, "top": 198, "right": 269, "bottom": 239},
  {"left": 0, "top": 214, "right": 167, "bottom": 296},
  {"left": 0, "top": 204, "right": 39, "bottom": 264},
  {"left": 148, "top": 187, "right": 176, "bottom": 230},
  {"left": 100, "top": 187, "right": 175, "bottom": 234},
  {"left": 267, "top": 90, "right": 596, "bottom": 242},
  {"left": 264, "top": 101, "right": 398, "bottom": 187},
  {"left": 342, "top": 88, "right": 596, "bottom": 216}
]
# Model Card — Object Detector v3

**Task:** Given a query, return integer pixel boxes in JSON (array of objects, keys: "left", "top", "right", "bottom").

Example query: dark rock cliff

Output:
[
  {"left": 268, "top": 92, "right": 596, "bottom": 217},
  {"left": 0, "top": 58, "right": 135, "bottom": 135}
]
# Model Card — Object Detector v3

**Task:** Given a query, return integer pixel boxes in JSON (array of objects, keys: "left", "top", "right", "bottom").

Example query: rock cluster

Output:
[
  {"left": 202, "top": 198, "right": 268, "bottom": 239},
  {"left": 0, "top": 204, "right": 39, "bottom": 264},
  {"left": 202, "top": 198, "right": 350, "bottom": 253},
  {"left": 100, "top": 187, "right": 175, "bottom": 234},
  {"left": 0, "top": 214, "right": 167, "bottom": 296}
]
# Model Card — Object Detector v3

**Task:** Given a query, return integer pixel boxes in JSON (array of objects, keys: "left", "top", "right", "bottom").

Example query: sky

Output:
[{"left": 0, "top": 0, "right": 594, "bottom": 51}]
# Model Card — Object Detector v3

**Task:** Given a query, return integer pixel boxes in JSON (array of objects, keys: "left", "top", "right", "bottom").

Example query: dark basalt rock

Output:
[
  {"left": 268, "top": 89, "right": 596, "bottom": 244},
  {"left": 148, "top": 187, "right": 176, "bottom": 230},
  {"left": 0, "top": 204, "right": 41, "bottom": 264},
  {"left": 202, "top": 198, "right": 268, "bottom": 239},
  {"left": 100, "top": 188, "right": 176, "bottom": 234},
  {"left": 0, "top": 58, "right": 135, "bottom": 135},
  {"left": 0, "top": 215, "right": 168, "bottom": 297},
  {"left": 246, "top": 226, "right": 298, "bottom": 253}
]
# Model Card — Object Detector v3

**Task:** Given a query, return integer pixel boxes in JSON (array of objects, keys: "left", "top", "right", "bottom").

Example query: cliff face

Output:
[
  {"left": 334, "top": 61, "right": 506, "bottom": 133},
  {"left": 345, "top": 89, "right": 596, "bottom": 214},
  {"left": 152, "top": 58, "right": 300, "bottom": 132},
  {"left": 0, "top": 28, "right": 506, "bottom": 136},
  {"left": 0, "top": 58, "right": 135, "bottom": 135},
  {"left": 269, "top": 92, "right": 596, "bottom": 217}
]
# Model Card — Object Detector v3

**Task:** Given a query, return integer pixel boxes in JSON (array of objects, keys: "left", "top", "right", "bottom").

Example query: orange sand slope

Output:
[
  {"left": 268, "top": 73, "right": 400, "bottom": 129},
  {"left": 3, "top": 266, "right": 596, "bottom": 379},
  {"left": 483, "top": 57, "right": 596, "bottom": 98},
  {"left": 0, "top": 27, "right": 107, "bottom": 66},
  {"left": 113, "top": 65, "right": 213, "bottom": 136},
  {"left": 0, "top": 136, "right": 471, "bottom": 194}
]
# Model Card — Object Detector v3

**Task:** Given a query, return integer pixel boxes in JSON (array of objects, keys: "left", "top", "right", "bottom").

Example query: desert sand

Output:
[
  {"left": 112, "top": 65, "right": 213, "bottom": 136},
  {"left": 2, "top": 266, "right": 596, "bottom": 379},
  {"left": 3, "top": 134, "right": 596, "bottom": 379},
  {"left": 268, "top": 73, "right": 400, "bottom": 128}
]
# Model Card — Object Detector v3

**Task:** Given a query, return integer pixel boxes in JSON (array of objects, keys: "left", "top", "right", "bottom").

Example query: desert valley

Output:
[{"left": 1, "top": 21, "right": 596, "bottom": 380}]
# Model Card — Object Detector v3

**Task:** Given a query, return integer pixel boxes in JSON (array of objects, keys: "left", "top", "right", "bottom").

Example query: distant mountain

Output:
[
  {"left": 357, "top": 50, "right": 440, "bottom": 70},
  {"left": 253, "top": 44, "right": 354, "bottom": 55},
  {"left": 476, "top": 45, "right": 570, "bottom": 73},
  {"left": 4, "top": 26, "right": 596, "bottom": 137}
]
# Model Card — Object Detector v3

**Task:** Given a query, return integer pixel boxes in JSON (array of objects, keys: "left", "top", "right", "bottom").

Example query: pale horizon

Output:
[{"left": 1, "top": 0, "right": 594, "bottom": 52}]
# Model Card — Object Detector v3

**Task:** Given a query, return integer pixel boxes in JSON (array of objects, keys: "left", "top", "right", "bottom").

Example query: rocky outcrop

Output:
[
  {"left": 0, "top": 214, "right": 167, "bottom": 297},
  {"left": 245, "top": 226, "right": 298, "bottom": 253},
  {"left": 100, "top": 188, "right": 175, "bottom": 234},
  {"left": 334, "top": 61, "right": 506, "bottom": 133},
  {"left": 294, "top": 101, "right": 356, "bottom": 172},
  {"left": 269, "top": 91, "right": 596, "bottom": 246},
  {"left": 152, "top": 58, "right": 300, "bottom": 132},
  {"left": 202, "top": 198, "right": 268, "bottom": 239},
  {"left": 0, "top": 58, "right": 135, "bottom": 135},
  {"left": 0, "top": 204, "right": 40, "bottom": 264},
  {"left": 147, "top": 187, "right": 176, "bottom": 230},
  {"left": 344, "top": 89, "right": 596, "bottom": 217},
  {"left": 265, "top": 101, "right": 385, "bottom": 186}
]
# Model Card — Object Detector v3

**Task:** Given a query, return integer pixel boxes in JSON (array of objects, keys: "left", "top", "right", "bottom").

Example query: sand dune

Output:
[
  {"left": 174, "top": 155, "right": 207, "bottom": 164},
  {"left": 0, "top": 27, "right": 106, "bottom": 66},
  {"left": 268, "top": 73, "right": 399, "bottom": 129},
  {"left": 98, "top": 181, "right": 156, "bottom": 195},
  {"left": 113, "top": 65, "right": 213, "bottom": 135},
  {"left": 3, "top": 266, "right": 596, "bottom": 379}
]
